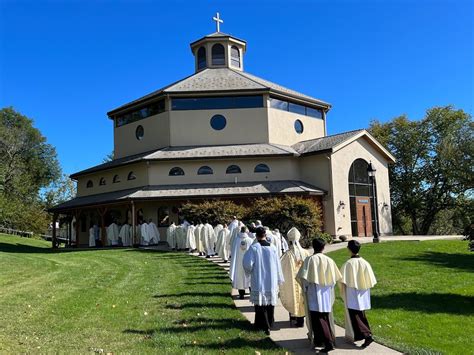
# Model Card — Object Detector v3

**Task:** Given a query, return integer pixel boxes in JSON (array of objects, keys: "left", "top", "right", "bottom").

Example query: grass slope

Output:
[
  {"left": 0, "top": 234, "right": 282, "bottom": 354},
  {"left": 329, "top": 240, "right": 474, "bottom": 354}
]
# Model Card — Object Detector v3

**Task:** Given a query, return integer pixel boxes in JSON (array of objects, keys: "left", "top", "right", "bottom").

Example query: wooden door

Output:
[{"left": 356, "top": 197, "right": 373, "bottom": 237}]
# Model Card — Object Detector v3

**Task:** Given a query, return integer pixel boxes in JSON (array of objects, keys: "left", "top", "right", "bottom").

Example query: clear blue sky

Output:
[{"left": 1, "top": 0, "right": 472, "bottom": 175}]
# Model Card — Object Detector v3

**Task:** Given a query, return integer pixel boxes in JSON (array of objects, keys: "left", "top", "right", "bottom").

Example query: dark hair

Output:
[
  {"left": 312, "top": 238, "right": 326, "bottom": 252},
  {"left": 256, "top": 227, "right": 266, "bottom": 238},
  {"left": 347, "top": 240, "right": 361, "bottom": 254}
]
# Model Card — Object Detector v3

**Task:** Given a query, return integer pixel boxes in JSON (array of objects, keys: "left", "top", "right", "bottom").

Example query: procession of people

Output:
[{"left": 94, "top": 214, "right": 376, "bottom": 353}]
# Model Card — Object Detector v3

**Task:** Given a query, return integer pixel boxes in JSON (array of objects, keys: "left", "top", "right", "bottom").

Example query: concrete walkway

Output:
[{"left": 196, "top": 235, "right": 461, "bottom": 354}]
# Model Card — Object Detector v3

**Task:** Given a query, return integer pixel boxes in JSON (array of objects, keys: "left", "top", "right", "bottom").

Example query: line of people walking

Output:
[{"left": 176, "top": 217, "right": 377, "bottom": 354}]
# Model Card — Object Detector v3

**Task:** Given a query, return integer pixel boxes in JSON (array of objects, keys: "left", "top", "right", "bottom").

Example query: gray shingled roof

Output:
[
  {"left": 292, "top": 129, "right": 364, "bottom": 155},
  {"left": 49, "top": 180, "right": 325, "bottom": 212},
  {"left": 108, "top": 68, "right": 330, "bottom": 115},
  {"left": 70, "top": 143, "right": 299, "bottom": 178}
]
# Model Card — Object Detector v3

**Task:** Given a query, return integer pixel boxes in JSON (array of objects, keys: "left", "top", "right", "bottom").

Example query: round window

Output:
[
  {"left": 136, "top": 125, "right": 144, "bottom": 140},
  {"left": 210, "top": 114, "right": 227, "bottom": 130},
  {"left": 294, "top": 119, "right": 304, "bottom": 134}
]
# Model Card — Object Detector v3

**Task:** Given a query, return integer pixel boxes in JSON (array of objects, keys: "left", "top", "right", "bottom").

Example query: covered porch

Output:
[{"left": 48, "top": 180, "right": 325, "bottom": 248}]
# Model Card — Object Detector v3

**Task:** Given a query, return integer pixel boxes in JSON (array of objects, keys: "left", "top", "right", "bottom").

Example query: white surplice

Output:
[
  {"left": 119, "top": 224, "right": 131, "bottom": 246},
  {"left": 186, "top": 225, "right": 196, "bottom": 250},
  {"left": 148, "top": 222, "right": 160, "bottom": 244},
  {"left": 216, "top": 227, "right": 231, "bottom": 261},
  {"left": 202, "top": 223, "right": 215, "bottom": 255},
  {"left": 166, "top": 223, "right": 177, "bottom": 248},
  {"left": 88, "top": 227, "right": 96, "bottom": 247},
  {"left": 243, "top": 241, "right": 284, "bottom": 306}
]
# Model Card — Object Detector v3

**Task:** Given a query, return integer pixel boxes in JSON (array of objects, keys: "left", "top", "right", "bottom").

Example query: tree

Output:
[
  {"left": 42, "top": 173, "right": 77, "bottom": 210},
  {"left": 370, "top": 106, "right": 473, "bottom": 235},
  {"left": 180, "top": 200, "right": 248, "bottom": 225},
  {"left": 0, "top": 107, "right": 61, "bottom": 233}
]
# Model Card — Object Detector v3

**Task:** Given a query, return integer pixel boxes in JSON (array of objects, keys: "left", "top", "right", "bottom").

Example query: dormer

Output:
[{"left": 190, "top": 14, "right": 247, "bottom": 72}]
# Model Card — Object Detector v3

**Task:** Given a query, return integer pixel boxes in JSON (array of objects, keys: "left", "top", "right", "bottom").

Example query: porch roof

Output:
[{"left": 49, "top": 180, "right": 325, "bottom": 213}]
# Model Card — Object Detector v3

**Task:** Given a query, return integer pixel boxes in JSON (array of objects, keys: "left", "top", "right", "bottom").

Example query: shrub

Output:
[{"left": 180, "top": 200, "right": 247, "bottom": 225}]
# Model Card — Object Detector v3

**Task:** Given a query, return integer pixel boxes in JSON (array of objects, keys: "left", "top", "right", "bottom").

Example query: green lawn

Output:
[
  {"left": 329, "top": 240, "right": 474, "bottom": 354},
  {"left": 0, "top": 234, "right": 282, "bottom": 354}
]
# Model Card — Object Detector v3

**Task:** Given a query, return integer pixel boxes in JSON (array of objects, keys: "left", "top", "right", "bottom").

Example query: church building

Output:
[{"left": 50, "top": 14, "right": 395, "bottom": 246}]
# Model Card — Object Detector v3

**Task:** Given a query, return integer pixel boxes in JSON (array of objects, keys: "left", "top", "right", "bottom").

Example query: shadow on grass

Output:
[
  {"left": 0, "top": 242, "right": 115, "bottom": 254},
  {"left": 165, "top": 302, "right": 235, "bottom": 310},
  {"left": 402, "top": 251, "right": 474, "bottom": 272},
  {"left": 154, "top": 291, "right": 230, "bottom": 298},
  {"left": 373, "top": 292, "right": 474, "bottom": 315},
  {"left": 183, "top": 337, "right": 279, "bottom": 351}
]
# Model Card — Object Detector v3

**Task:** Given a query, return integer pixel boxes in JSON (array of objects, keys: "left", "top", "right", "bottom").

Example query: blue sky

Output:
[{"left": 1, "top": 0, "right": 472, "bottom": 175}]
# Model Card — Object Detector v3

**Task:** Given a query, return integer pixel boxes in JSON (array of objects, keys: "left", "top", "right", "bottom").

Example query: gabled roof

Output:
[
  {"left": 107, "top": 68, "right": 330, "bottom": 115},
  {"left": 70, "top": 143, "right": 299, "bottom": 179},
  {"left": 292, "top": 129, "right": 396, "bottom": 162},
  {"left": 49, "top": 180, "right": 325, "bottom": 212}
]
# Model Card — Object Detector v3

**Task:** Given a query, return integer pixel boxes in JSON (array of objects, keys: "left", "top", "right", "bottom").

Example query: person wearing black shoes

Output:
[{"left": 339, "top": 240, "right": 377, "bottom": 349}]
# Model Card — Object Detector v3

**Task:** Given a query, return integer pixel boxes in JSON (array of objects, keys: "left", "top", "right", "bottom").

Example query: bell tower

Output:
[{"left": 190, "top": 12, "right": 247, "bottom": 72}]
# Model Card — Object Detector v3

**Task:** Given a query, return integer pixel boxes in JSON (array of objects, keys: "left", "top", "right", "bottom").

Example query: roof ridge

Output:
[{"left": 293, "top": 129, "right": 365, "bottom": 145}]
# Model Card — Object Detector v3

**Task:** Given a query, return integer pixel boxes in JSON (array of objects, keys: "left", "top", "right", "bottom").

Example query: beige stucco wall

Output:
[
  {"left": 76, "top": 162, "right": 149, "bottom": 197},
  {"left": 329, "top": 138, "right": 393, "bottom": 237},
  {"left": 169, "top": 108, "right": 268, "bottom": 147},
  {"left": 114, "top": 112, "right": 170, "bottom": 159},
  {"left": 298, "top": 154, "right": 335, "bottom": 233},
  {"left": 267, "top": 108, "right": 325, "bottom": 146},
  {"left": 148, "top": 157, "right": 299, "bottom": 185}
]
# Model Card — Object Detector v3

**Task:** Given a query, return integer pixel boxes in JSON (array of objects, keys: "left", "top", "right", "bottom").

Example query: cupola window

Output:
[
  {"left": 231, "top": 46, "right": 240, "bottom": 68},
  {"left": 211, "top": 43, "right": 225, "bottom": 65},
  {"left": 197, "top": 47, "right": 207, "bottom": 70}
]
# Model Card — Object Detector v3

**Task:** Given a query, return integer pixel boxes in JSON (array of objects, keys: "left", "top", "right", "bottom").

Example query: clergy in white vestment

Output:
[
  {"left": 166, "top": 223, "right": 177, "bottom": 249},
  {"left": 228, "top": 217, "right": 239, "bottom": 235},
  {"left": 88, "top": 224, "right": 96, "bottom": 247},
  {"left": 176, "top": 224, "right": 187, "bottom": 250},
  {"left": 229, "top": 221, "right": 244, "bottom": 255},
  {"left": 296, "top": 238, "right": 342, "bottom": 352},
  {"left": 119, "top": 223, "right": 131, "bottom": 246},
  {"left": 148, "top": 219, "right": 160, "bottom": 245},
  {"left": 202, "top": 223, "right": 216, "bottom": 257},
  {"left": 279, "top": 227, "right": 310, "bottom": 327},
  {"left": 339, "top": 240, "right": 376, "bottom": 348},
  {"left": 71, "top": 217, "right": 77, "bottom": 245},
  {"left": 140, "top": 222, "right": 150, "bottom": 245},
  {"left": 242, "top": 227, "right": 284, "bottom": 335},
  {"left": 229, "top": 226, "right": 253, "bottom": 299},
  {"left": 215, "top": 224, "right": 231, "bottom": 262},
  {"left": 186, "top": 223, "right": 196, "bottom": 250},
  {"left": 214, "top": 224, "right": 223, "bottom": 244},
  {"left": 194, "top": 224, "right": 205, "bottom": 255},
  {"left": 270, "top": 229, "right": 283, "bottom": 257},
  {"left": 107, "top": 222, "right": 120, "bottom": 246}
]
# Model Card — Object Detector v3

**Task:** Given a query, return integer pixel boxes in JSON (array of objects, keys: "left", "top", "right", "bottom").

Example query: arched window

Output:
[
  {"left": 254, "top": 164, "right": 270, "bottom": 173},
  {"left": 99, "top": 177, "right": 106, "bottom": 186},
  {"left": 226, "top": 165, "right": 242, "bottom": 174},
  {"left": 127, "top": 171, "right": 136, "bottom": 180},
  {"left": 348, "top": 159, "right": 376, "bottom": 237},
  {"left": 197, "top": 46, "right": 206, "bottom": 70},
  {"left": 169, "top": 167, "right": 185, "bottom": 176},
  {"left": 212, "top": 43, "right": 225, "bottom": 65},
  {"left": 86, "top": 180, "right": 93, "bottom": 188},
  {"left": 113, "top": 175, "right": 120, "bottom": 183},
  {"left": 231, "top": 46, "right": 240, "bottom": 68},
  {"left": 197, "top": 166, "right": 213, "bottom": 175}
]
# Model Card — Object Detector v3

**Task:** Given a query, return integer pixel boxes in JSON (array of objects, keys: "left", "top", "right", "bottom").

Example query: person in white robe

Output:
[
  {"left": 339, "top": 240, "right": 376, "bottom": 348},
  {"left": 71, "top": 217, "right": 77, "bottom": 246},
  {"left": 148, "top": 219, "right": 160, "bottom": 245},
  {"left": 243, "top": 226, "right": 284, "bottom": 335},
  {"left": 228, "top": 217, "right": 239, "bottom": 235},
  {"left": 215, "top": 224, "right": 231, "bottom": 262},
  {"left": 119, "top": 223, "right": 131, "bottom": 247},
  {"left": 88, "top": 223, "right": 96, "bottom": 247},
  {"left": 279, "top": 227, "right": 310, "bottom": 327},
  {"left": 140, "top": 221, "right": 150, "bottom": 245},
  {"left": 107, "top": 221, "right": 120, "bottom": 246},
  {"left": 202, "top": 223, "right": 216, "bottom": 257},
  {"left": 229, "top": 226, "right": 253, "bottom": 299},
  {"left": 194, "top": 223, "right": 205, "bottom": 255},
  {"left": 297, "top": 238, "right": 342, "bottom": 352},
  {"left": 176, "top": 224, "right": 187, "bottom": 250},
  {"left": 166, "top": 223, "right": 177, "bottom": 249},
  {"left": 229, "top": 221, "right": 244, "bottom": 255},
  {"left": 269, "top": 229, "right": 283, "bottom": 257},
  {"left": 186, "top": 223, "right": 196, "bottom": 251}
]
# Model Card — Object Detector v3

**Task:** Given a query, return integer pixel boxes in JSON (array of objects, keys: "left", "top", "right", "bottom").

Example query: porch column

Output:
[
  {"left": 52, "top": 213, "right": 58, "bottom": 249},
  {"left": 98, "top": 207, "right": 108, "bottom": 246},
  {"left": 131, "top": 201, "right": 136, "bottom": 247},
  {"left": 74, "top": 210, "right": 81, "bottom": 248}
]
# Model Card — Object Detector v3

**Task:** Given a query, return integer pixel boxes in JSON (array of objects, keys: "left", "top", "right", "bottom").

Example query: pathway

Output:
[{"left": 197, "top": 235, "right": 461, "bottom": 354}]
